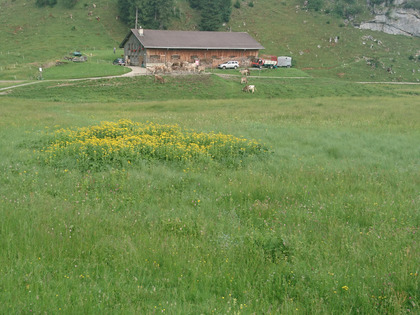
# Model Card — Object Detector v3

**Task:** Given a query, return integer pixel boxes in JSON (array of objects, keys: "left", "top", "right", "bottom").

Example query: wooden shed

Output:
[{"left": 119, "top": 29, "right": 264, "bottom": 67}]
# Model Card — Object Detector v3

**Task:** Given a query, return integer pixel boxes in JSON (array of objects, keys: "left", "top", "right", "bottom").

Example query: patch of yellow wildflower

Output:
[{"left": 42, "top": 119, "right": 267, "bottom": 170}]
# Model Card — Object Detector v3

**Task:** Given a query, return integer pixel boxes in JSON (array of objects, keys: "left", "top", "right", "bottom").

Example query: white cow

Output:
[{"left": 242, "top": 85, "right": 256, "bottom": 93}]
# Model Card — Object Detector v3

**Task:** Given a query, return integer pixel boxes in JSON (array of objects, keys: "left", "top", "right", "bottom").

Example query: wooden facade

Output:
[
  {"left": 145, "top": 48, "right": 259, "bottom": 66},
  {"left": 120, "top": 30, "right": 263, "bottom": 67}
]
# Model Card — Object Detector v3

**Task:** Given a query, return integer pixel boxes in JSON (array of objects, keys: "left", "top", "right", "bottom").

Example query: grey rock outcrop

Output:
[{"left": 359, "top": 1, "right": 420, "bottom": 37}]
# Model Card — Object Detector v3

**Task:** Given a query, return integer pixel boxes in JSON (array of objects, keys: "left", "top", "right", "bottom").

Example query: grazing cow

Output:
[
  {"left": 240, "top": 76, "right": 248, "bottom": 84},
  {"left": 146, "top": 67, "right": 156, "bottom": 74},
  {"left": 242, "top": 85, "right": 256, "bottom": 93},
  {"left": 180, "top": 61, "right": 193, "bottom": 72},
  {"left": 185, "top": 63, "right": 197, "bottom": 73},
  {"left": 162, "top": 65, "right": 172, "bottom": 74},
  {"left": 154, "top": 74, "right": 164, "bottom": 84},
  {"left": 197, "top": 65, "right": 206, "bottom": 73},
  {"left": 153, "top": 65, "right": 165, "bottom": 73},
  {"left": 239, "top": 69, "right": 250, "bottom": 76}
]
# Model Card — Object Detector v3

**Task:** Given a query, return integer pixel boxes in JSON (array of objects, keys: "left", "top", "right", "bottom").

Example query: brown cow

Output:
[
  {"left": 197, "top": 65, "right": 206, "bottom": 73},
  {"left": 146, "top": 67, "right": 156, "bottom": 74},
  {"left": 154, "top": 74, "right": 164, "bottom": 84}
]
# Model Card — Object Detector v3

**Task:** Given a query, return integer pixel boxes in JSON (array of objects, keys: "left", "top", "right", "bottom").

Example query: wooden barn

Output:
[{"left": 119, "top": 28, "right": 264, "bottom": 67}]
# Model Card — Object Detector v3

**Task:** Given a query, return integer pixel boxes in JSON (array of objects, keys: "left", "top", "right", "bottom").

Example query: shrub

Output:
[
  {"left": 234, "top": 0, "right": 241, "bottom": 9},
  {"left": 35, "top": 0, "right": 57, "bottom": 7},
  {"left": 40, "top": 120, "right": 268, "bottom": 170},
  {"left": 307, "top": 0, "right": 324, "bottom": 11},
  {"left": 61, "top": 0, "right": 78, "bottom": 8}
]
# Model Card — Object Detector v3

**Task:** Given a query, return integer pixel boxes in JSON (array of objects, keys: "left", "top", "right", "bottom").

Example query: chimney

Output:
[{"left": 139, "top": 27, "right": 144, "bottom": 36}]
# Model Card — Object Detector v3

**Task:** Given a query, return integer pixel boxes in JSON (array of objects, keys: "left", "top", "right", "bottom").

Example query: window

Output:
[
  {"left": 149, "top": 55, "right": 160, "bottom": 62},
  {"left": 171, "top": 54, "right": 180, "bottom": 59}
]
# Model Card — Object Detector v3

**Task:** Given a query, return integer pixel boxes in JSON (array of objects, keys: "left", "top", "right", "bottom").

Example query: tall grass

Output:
[{"left": 0, "top": 92, "right": 419, "bottom": 313}]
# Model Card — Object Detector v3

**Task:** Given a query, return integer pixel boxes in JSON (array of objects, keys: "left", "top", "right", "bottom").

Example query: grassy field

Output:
[
  {"left": 211, "top": 68, "right": 311, "bottom": 78},
  {"left": 8, "top": 73, "right": 420, "bottom": 103},
  {"left": 0, "top": 76, "right": 419, "bottom": 313},
  {"left": 0, "top": 0, "right": 419, "bottom": 312}
]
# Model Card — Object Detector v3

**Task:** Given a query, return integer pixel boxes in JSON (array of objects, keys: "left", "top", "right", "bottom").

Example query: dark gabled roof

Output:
[{"left": 120, "top": 29, "right": 264, "bottom": 50}]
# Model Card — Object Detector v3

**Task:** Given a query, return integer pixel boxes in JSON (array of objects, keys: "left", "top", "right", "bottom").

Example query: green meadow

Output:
[
  {"left": 1, "top": 76, "right": 419, "bottom": 313},
  {"left": 1, "top": 0, "right": 420, "bottom": 312}
]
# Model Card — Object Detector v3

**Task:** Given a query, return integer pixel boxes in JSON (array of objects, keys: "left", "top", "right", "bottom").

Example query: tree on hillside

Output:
[
  {"left": 187, "top": 0, "right": 203, "bottom": 9},
  {"left": 220, "top": 0, "right": 232, "bottom": 23},
  {"left": 199, "top": 1, "right": 222, "bottom": 31},
  {"left": 118, "top": 0, "right": 174, "bottom": 29},
  {"left": 197, "top": 0, "right": 232, "bottom": 31}
]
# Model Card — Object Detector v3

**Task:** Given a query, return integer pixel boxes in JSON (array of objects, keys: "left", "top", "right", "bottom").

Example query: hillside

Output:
[{"left": 0, "top": 0, "right": 419, "bottom": 81}]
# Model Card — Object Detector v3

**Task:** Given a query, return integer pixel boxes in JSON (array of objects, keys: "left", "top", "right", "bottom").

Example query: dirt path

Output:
[
  {"left": 0, "top": 66, "right": 147, "bottom": 94},
  {"left": 0, "top": 81, "right": 45, "bottom": 94}
]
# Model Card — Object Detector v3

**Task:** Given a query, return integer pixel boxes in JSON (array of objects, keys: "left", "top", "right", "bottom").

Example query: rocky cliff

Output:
[{"left": 359, "top": 0, "right": 420, "bottom": 37}]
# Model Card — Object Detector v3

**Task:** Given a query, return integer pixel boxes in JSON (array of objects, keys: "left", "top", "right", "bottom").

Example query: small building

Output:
[{"left": 119, "top": 28, "right": 264, "bottom": 67}]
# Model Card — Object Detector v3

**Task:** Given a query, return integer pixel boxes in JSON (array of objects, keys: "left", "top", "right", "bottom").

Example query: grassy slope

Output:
[
  {"left": 1, "top": 0, "right": 420, "bottom": 81},
  {"left": 227, "top": 0, "right": 420, "bottom": 82},
  {"left": 0, "top": 0, "right": 129, "bottom": 79},
  {"left": 0, "top": 92, "right": 419, "bottom": 313},
  {"left": 6, "top": 74, "right": 420, "bottom": 103}
]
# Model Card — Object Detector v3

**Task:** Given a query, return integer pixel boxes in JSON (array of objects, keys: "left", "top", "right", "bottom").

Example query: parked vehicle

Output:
[
  {"left": 251, "top": 56, "right": 293, "bottom": 69},
  {"left": 251, "top": 58, "right": 278, "bottom": 69},
  {"left": 113, "top": 58, "right": 126, "bottom": 66},
  {"left": 218, "top": 61, "right": 239, "bottom": 69},
  {"left": 64, "top": 51, "right": 88, "bottom": 62},
  {"left": 277, "top": 56, "right": 292, "bottom": 68}
]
